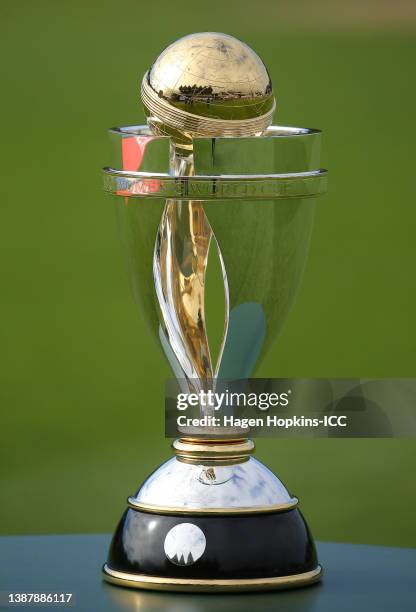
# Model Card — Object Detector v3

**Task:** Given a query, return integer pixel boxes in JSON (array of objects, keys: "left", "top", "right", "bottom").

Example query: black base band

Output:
[{"left": 105, "top": 507, "right": 320, "bottom": 590}]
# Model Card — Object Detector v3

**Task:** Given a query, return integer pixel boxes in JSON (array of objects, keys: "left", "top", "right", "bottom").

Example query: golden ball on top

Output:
[{"left": 141, "top": 32, "right": 275, "bottom": 143}]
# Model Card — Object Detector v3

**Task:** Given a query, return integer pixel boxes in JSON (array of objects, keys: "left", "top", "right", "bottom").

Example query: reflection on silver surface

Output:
[
  {"left": 108, "top": 124, "right": 325, "bottom": 425},
  {"left": 164, "top": 523, "right": 206, "bottom": 566},
  {"left": 141, "top": 32, "right": 275, "bottom": 145},
  {"left": 132, "top": 456, "right": 293, "bottom": 509},
  {"left": 153, "top": 200, "right": 212, "bottom": 383},
  {"left": 104, "top": 167, "right": 327, "bottom": 199},
  {"left": 152, "top": 144, "right": 230, "bottom": 431},
  {"left": 103, "top": 32, "right": 326, "bottom": 592}
]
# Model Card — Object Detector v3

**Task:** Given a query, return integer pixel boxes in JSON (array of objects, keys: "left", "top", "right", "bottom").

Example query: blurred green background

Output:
[{"left": 1, "top": 0, "right": 415, "bottom": 547}]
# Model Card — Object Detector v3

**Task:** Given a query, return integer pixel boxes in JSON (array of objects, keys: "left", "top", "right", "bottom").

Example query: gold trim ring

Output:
[
  {"left": 103, "top": 564, "right": 322, "bottom": 592},
  {"left": 173, "top": 438, "right": 255, "bottom": 461},
  {"left": 127, "top": 497, "right": 299, "bottom": 515},
  {"left": 141, "top": 73, "right": 276, "bottom": 138}
]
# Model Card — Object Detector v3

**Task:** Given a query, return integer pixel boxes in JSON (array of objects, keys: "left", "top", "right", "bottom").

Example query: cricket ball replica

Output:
[{"left": 102, "top": 32, "right": 327, "bottom": 592}]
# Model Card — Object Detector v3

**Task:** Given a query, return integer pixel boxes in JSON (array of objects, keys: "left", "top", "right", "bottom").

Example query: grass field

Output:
[{"left": 0, "top": 1, "right": 415, "bottom": 546}]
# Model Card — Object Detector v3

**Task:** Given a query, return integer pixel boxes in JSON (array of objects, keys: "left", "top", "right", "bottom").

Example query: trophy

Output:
[{"left": 102, "top": 32, "right": 327, "bottom": 592}]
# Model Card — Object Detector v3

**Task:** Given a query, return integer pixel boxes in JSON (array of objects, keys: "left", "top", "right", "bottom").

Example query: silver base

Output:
[
  {"left": 128, "top": 455, "right": 297, "bottom": 515},
  {"left": 103, "top": 446, "right": 321, "bottom": 592}
]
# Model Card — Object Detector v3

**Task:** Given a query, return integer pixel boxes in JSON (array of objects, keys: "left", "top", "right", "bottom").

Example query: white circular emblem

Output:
[{"left": 164, "top": 523, "right": 206, "bottom": 566}]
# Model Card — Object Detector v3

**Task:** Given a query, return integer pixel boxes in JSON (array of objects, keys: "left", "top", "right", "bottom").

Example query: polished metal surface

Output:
[
  {"left": 127, "top": 498, "right": 299, "bottom": 515},
  {"left": 151, "top": 135, "right": 221, "bottom": 406},
  {"left": 141, "top": 75, "right": 275, "bottom": 140},
  {"left": 106, "top": 124, "right": 323, "bottom": 175},
  {"left": 102, "top": 564, "right": 323, "bottom": 592},
  {"left": 141, "top": 32, "right": 275, "bottom": 144},
  {"left": 102, "top": 36, "right": 327, "bottom": 590},
  {"left": 103, "top": 167, "right": 327, "bottom": 199},
  {"left": 108, "top": 124, "right": 325, "bottom": 411},
  {"left": 153, "top": 199, "right": 214, "bottom": 385},
  {"left": 129, "top": 456, "right": 295, "bottom": 511},
  {"left": 104, "top": 125, "right": 327, "bottom": 200},
  {"left": 173, "top": 438, "right": 255, "bottom": 460}
]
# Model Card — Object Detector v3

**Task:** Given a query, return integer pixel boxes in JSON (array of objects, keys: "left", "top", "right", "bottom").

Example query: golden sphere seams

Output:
[{"left": 141, "top": 32, "right": 276, "bottom": 139}]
